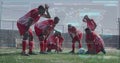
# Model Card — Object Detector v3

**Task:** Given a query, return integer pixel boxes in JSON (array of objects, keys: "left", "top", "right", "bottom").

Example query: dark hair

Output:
[
  {"left": 38, "top": 5, "right": 45, "bottom": 10},
  {"left": 68, "top": 24, "right": 72, "bottom": 27},
  {"left": 54, "top": 16, "right": 59, "bottom": 20},
  {"left": 54, "top": 30, "right": 61, "bottom": 36},
  {"left": 85, "top": 28, "right": 90, "bottom": 31}
]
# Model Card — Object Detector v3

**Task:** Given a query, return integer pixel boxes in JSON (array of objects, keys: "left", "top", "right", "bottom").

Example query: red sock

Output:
[
  {"left": 22, "top": 40, "right": 27, "bottom": 52},
  {"left": 43, "top": 40, "right": 47, "bottom": 52},
  {"left": 79, "top": 42, "right": 82, "bottom": 48},
  {"left": 29, "top": 41, "right": 34, "bottom": 53},
  {"left": 40, "top": 41, "right": 44, "bottom": 52}
]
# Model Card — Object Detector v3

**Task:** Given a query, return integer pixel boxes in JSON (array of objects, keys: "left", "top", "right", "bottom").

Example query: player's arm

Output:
[
  {"left": 42, "top": 25, "right": 50, "bottom": 35},
  {"left": 69, "top": 33, "right": 74, "bottom": 39},
  {"left": 82, "top": 17, "right": 87, "bottom": 22},
  {"left": 43, "top": 25, "right": 51, "bottom": 39},
  {"left": 83, "top": 19, "right": 87, "bottom": 22},
  {"left": 25, "top": 17, "right": 33, "bottom": 32},
  {"left": 91, "top": 19, "right": 97, "bottom": 29},
  {"left": 42, "top": 4, "right": 51, "bottom": 18},
  {"left": 68, "top": 29, "right": 74, "bottom": 39}
]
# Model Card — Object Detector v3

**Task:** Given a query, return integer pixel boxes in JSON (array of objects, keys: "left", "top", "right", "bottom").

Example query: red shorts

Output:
[
  {"left": 17, "top": 22, "right": 33, "bottom": 36},
  {"left": 34, "top": 26, "right": 42, "bottom": 36}
]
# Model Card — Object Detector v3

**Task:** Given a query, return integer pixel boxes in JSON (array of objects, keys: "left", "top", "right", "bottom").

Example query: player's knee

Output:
[
  {"left": 29, "top": 35, "right": 33, "bottom": 41},
  {"left": 39, "top": 34, "right": 45, "bottom": 41},
  {"left": 23, "top": 32, "right": 29, "bottom": 40},
  {"left": 72, "top": 40, "right": 76, "bottom": 43}
]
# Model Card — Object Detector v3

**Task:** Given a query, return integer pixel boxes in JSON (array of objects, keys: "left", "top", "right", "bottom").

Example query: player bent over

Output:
[
  {"left": 17, "top": 4, "right": 51, "bottom": 55},
  {"left": 34, "top": 17, "right": 59, "bottom": 54},
  {"left": 68, "top": 24, "right": 83, "bottom": 53},
  {"left": 85, "top": 28, "right": 106, "bottom": 54},
  {"left": 83, "top": 15, "right": 97, "bottom": 31},
  {"left": 47, "top": 31, "right": 64, "bottom": 53}
]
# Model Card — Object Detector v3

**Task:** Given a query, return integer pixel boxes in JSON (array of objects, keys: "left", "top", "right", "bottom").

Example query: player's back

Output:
[{"left": 35, "top": 19, "right": 54, "bottom": 29}]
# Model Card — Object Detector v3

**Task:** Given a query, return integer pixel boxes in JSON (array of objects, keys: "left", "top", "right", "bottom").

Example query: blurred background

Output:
[{"left": 0, "top": 0, "right": 120, "bottom": 49}]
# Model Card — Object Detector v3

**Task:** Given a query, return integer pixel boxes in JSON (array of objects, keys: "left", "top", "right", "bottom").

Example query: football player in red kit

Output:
[
  {"left": 83, "top": 15, "right": 97, "bottom": 31},
  {"left": 68, "top": 24, "right": 83, "bottom": 53},
  {"left": 85, "top": 28, "right": 106, "bottom": 54},
  {"left": 17, "top": 4, "right": 51, "bottom": 55},
  {"left": 47, "top": 31, "right": 64, "bottom": 53},
  {"left": 34, "top": 17, "right": 59, "bottom": 54}
]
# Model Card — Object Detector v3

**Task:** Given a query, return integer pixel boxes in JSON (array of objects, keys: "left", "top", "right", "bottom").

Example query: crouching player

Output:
[
  {"left": 85, "top": 28, "right": 106, "bottom": 54},
  {"left": 47, "top": 31, "right": 64, "bottom": 53},
  {"left": 34, "top": 17, "right": 59, "bottom": 54},
  {"left": 68, "top": 24, "right": 83, "bottom": 53}
]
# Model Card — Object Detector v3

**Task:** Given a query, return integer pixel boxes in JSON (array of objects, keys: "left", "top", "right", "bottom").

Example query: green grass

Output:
[{"left": 0, "top": 48, "right": 119, "bottom": 63}]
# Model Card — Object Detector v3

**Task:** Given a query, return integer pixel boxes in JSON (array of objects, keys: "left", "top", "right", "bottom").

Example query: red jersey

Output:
[
  {"left": 17, "top": 8, "right": 40, "bottom": 26},
  {"left": 47, "top": 34, "right": 64, "bottom": 45},
  {"left": 47, "top": 35, "right": 58, "bottom": 44},
  {"left": 86, "top": 19, "right": 96, "bottom": 31},
  {"left": 86, "top": 31, "right": 102, "bottom": 41},
  {"left": 68, "top": 26, "right": 82, "bottom": 37},
  {"left": 86, "top": 31, "right": 104, "bottom": 53},
  {"left": 58, "top": 36, "right": 64, "bottom": 44},
  {"left": 35, "top": 19, "right": 54, "bottom": 30}
]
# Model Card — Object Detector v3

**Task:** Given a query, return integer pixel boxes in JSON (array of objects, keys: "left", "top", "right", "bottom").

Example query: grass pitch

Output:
[{"left": 0, "top": 48, "right": 119, "bottom": 63}]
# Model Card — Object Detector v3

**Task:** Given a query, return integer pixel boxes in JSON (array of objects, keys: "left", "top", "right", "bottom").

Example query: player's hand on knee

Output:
[{"left": 39, "top": 34, "right": 45, "bottom": 41}]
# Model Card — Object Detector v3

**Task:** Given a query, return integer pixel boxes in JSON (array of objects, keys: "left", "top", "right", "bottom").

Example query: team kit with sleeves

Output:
[
  {"left": 34, "top": 17, "right": 59, "bottom": 54},
  {"left": 85, "top": 28, "right": 106, "bottom": 54},
  {"left": 17, "top": 4, "right": 51, "bottom": 55},
  {"left": 17, "top": 4, "right": 106, "bottom": 55},
  {"left": 17, "top": 8, "right": 41, "bottom": 55},
  {"left": 47, "top": 31, "right": 64, "bottom": 52},
  {"left": 83, "top": 15, "right": 97, "bottom": 31},
  {"left": 68, "top": 24, "right": 83, "bottom": 53}
]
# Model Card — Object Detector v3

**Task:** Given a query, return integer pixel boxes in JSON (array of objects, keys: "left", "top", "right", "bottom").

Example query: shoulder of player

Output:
[
  {"left": 29, "top": 8, "right": 38, "bottom": 14},
  {"left": 47, "top": 19, "right": 54, "bottom": 23},
  {"left": 90, "top": 19, "right": 94, "bottom": 21},
  {"left": 40, "top": 19, "right": 54, "bottom": 24},
  {"left": 92, "top": 31, "right": 98, "bottom": 36},
  {"left": 48, "top": 19, "right": 54, "bottom": 21}
]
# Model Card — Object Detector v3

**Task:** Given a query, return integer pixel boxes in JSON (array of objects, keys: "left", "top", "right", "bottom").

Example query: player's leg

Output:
[
  {"left": 78, "top": 34, "right": 82, "bottom": 49},
  {"left": 57, "top": 43, "right": 62, "bottom": 52},
  {"left": 28, "top": 29, "right": 37, "bottom": 55},
  {"left": 101, "top": 48, "right": 106, "bottom": 54},
  {"left": 22, "top": 32, "right": 29, "bottom": 55},
  {"left": 38, "top": 34, "right": 48, "bottom": 54},
  {"left": 47, "top": 43, "right": 52, "bottom": 52},
  {"left": 43, "top": 39, "right": 47, "bottom": 52},
  {"left": 17, "top": 23, "right": 29, "bottom": 55},
  {"left": 97, "top": 39, "right": 106, "bottom": 54},
  {"left": 85, "top": 40, "right": 97, "bottom": 54},
  {"left": 58, "top": 38, "right": 63, "bottom": 52},
  {"left": 94, "top": 38, "right": 106, "bottom": 54},
  {"left": 78, "top": 40, "right": 82, "bottom": 48},
  {"left": 34, "top": 26, "right": 44, "bottom": 53},
  {"left": 100, "top": 40, "right": 106, "bottom": 54},
  {"left": 69, "top": 37, "right": 76, "bottom": 53},
  {"left": 85, "top": 42, "right": 92, "bottom": 54}
]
